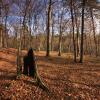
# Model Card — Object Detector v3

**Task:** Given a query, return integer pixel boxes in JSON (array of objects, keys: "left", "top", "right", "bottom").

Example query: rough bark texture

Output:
[
  {"left": 46, "top": 0, "right": 52, "bottom": 56},
  {"left": 79, "top": 0, "right": 85, "bottom": 63}
]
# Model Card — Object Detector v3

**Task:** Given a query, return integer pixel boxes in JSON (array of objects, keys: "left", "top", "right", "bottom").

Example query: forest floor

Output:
[{"left": 0, "top": 48, "right": 100, "bottom": 100}]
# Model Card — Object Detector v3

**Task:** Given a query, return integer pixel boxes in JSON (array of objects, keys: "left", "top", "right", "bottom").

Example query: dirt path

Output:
[{"left": 0, "top": 48, "right": 100, "bottom": 100}]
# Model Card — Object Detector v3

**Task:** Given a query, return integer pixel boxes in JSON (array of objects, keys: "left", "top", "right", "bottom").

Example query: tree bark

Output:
[
  {"left": 79, "top": 0, "right": 85, "bottom": 63},
  {"left": 70, "top": 0, "right": 77, "bottom": 62},
  {"left": 16, "top": 16, "right": 22, "bottom": 78},
  {"left": 4, "top": 14, "right": 8, "bottom": 48},
  {"left": 51, "top": 12, "right": 54, "bottom": 51},
  {"left": 0, "top": 29, "right": 3, "bottom": 48},
  {"left": 46, "top": 0, "right": 52, "bottom": 56},
  {"left": 74, "top": 7, "right": 80, "bottom": 57},
  {"left": 58, "top": 13, "right": 63, "bottom": 56},
  {"left": 0, "top": 3, "right": 3, "bottom": 48},
  {"left": 58, "top": 24, "right": 62, "bottom": 56},
  {"left": 90, "top": 8, "right": 98, "bottom": 56}
]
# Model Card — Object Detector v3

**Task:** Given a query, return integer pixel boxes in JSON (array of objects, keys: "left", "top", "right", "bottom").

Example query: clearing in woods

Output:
[{"left": 0, "top": 48, "right": 100, "bottom": 100}]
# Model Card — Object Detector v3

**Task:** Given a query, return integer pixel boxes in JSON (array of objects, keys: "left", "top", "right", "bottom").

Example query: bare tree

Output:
[
  {"left": 70, "top": 0, "right": 76, "bottom": 62},
  {"left": 58, "top": 7, "right": 64, "bottom": 56},
  {"left": 79, "top": 0, "right": 86, "bottom": 63},
  {"left": 0, "top": 1, "right": 3, "bottom": 48},
  {"left": 46, "top": 0, "right": 52, "bottom": 56},
  {"left": 90, "top": 8, "right": 98, "bottom": 56},
  {"left": 51, "top": 11, "right": 54, "bottom": 51},
  {"left": 4, "top": 4, "right": 9, "bottom": 48},
  {"left": 74, "top": 5, "right": 80, "bottom": 57}
]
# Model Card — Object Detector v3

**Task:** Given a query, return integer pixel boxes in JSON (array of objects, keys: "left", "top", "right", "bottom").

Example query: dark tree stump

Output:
[
  {"left": 23, "top": 48, "right": 35, "bottom": 77},
  {"left": 23, "top": 48, "right": 50, "bottom": 93}
]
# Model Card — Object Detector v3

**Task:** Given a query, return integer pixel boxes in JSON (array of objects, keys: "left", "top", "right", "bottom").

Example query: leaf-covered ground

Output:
[{"left": 0, "top": 48, "right": 100, "bottom": 100}]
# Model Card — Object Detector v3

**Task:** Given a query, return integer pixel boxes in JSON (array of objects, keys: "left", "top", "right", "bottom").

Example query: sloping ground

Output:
[{"left": 0, "top": 48, "right": 100, "bottom": 100}]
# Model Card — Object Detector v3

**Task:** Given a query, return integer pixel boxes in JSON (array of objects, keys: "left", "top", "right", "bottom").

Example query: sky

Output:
[{"left": 1, "top": 0, "right": 100, "bottom": 35}]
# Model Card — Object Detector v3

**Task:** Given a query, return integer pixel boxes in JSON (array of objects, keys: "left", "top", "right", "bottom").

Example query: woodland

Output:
[{"left": 0, "top": 0, "right": 100, "bottom": 100}]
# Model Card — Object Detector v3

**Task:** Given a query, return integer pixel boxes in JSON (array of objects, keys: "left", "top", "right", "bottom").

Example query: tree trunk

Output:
[
  {"left": 17, "top": 40, "right": 22, "bottom": 78},
  {"left": 16, "top": 17, "right": 22, "bottom": 78},
  {"left": 58, "top": 13, "right": 63, "bottom": 56},
  {"left": 46, "top": 0, "right": 52, "bottom": 56},
  {"left": 79, "top": 0, "right": 85, "bottom": 63},
  {"left": 90, "top": 8, "right": 98, "bottom": 56},
  {"left": 58, "top": 25, "right": 62, "bottom": 56},
  {"left": 4, "top": 15, "right": 8, "bottom": 48},
  {"left": 88, "top": 32, "right": 93, "bottom": 56},
  {"left": 0, "top": 29, "right": 3, "bottom": 48},
  {"left": 70, "top": 0, "right": 77, "bottom": 62},
  {"left": 0, "top": 4, "right": 3, "bottom": 48},
  {"left": 51, "top": 13, "right": 54, "bottom": 51},
  {"left": 74, "top": 7, "right": 80, "bottom": 57}
]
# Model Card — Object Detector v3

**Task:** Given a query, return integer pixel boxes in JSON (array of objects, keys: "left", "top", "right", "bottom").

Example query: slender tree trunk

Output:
[
  {"left": 17, "top": 39, "right": 22, "bottom": 78},
  {"left": 17, "top": 16, "right": 22, "bottom": 78},
  {"left": 29, "top": 15, "right": 32, "bottom": 48},
  {"left": 90, "top": 8, "right": 98, "bottom": 57},
  {"left": 46, "top": 0, "right": 52, "bottom": 56},
  {"left": 98, "top": 26, "right": 100, "bottom": 56},
  {"left": 84, "top": 33, "right": 88, "bottom": 55},
  {"left": 4, "top": 15, "right": 8, "bottom": 48},
  {"left": 51, "top": 13, "right": 54, "bottom": 51},
  {"left": 0, "top": 29, "right": 3, "bottom": 48},
  {"left": 79, "top": 0, "right": 85, "bottom": 63},
  {"left": 70, "top": 0, "right": 77, "bottom": 62},
  {"left": 74, "top": 7, "right": 80, "bottom": 57},
  {"left": 58, "top": 8, "right": 63, "bottom": 56},
  {"left": 51, "top": 24, "right": 54, "bottom": 51},
  {"left": 58, "top": 23, "right": 62, "bottom": 56},
  {"left": 0, "top": 3, "right": 3, "bottom": 48},
  {"left": 85, "top": 34, "right": 89, "bottom": 54},
  {"left": 22, "top": 0, "right": 31, "bottom": 49},
  {"left": 88, "top": 32, "right": 93, "bottom": 56},
  {"left": 97, "top": 35, "right": 100, "bottom": 56},
  {"left": 23, "top": 27, "right": 26, "bottom": 49},
  {"left": 69, "top": 30, "right": 72, "bottom": 53}
]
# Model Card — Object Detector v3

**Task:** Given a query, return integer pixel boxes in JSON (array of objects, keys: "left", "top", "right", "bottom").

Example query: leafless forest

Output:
[{"left": 0, "top": 0, "right": 100, "bottom": 100}]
